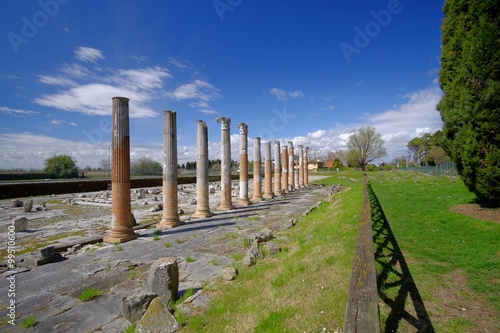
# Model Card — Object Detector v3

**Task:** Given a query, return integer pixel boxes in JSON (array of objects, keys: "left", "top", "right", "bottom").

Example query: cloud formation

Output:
[
  {"left": 269, "top": 88, "right": 304, "bottom": 101},
  {"left": 74, "top": 46, "right": 105, "bottom": 62}
]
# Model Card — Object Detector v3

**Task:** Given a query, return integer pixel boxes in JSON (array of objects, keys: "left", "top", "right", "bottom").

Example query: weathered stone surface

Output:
[
  {"left": 122, "top": 293, "right": 157, "bottom": 323},
  {"left": 11, "top": 199, "right": 23, "bottom": 208},
  {"left": 13, "top": 216, "right": 28, "bottom": 232},
  {"left": 23, "top": 199, "right": 33, "bottom": 212},
  {"left": 248, "top": 228, "right": 273, "bottom": 244},
  {"left": 247, "top": 244, "right": 264, "bottom": 260},
  {"left": 136, "top": 297, "right": 179, "bottom": 333},
  {"left": 242, "top": 255, "right": 256, "bottom": 267},
  {"left": 37, "top": 246, "right": 63, "bottom": 266},
  {"left": 220, "top": 267, "right": 238, "bottom": 281},
  {"left": 39, "top": 246, "right": 55, "bottom": 259},
  {"left": 131, "top": 213, "right": 138, "bottom": 226},
  {"left": 148, "top": 258, "right": 179, "bottom": 308},
  {"left": 265, "top": 241, "right": 281, "bottom": 257}
]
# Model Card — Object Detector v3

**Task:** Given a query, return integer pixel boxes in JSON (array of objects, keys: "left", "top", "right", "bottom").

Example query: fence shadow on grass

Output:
[{"left": 368, "top": 184, "right": 435, "bottom": 333}]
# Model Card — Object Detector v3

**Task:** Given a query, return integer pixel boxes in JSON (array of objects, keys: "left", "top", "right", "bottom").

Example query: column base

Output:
[
  {"left": 157, "top": 217, "right": 184, "bottom": 229},
  {"left": 263, "top": 193, "right": 274, "bottom": 200},
  {"left": 191, "top": 211, "right": 214, "bottom": 219},
  {"left": 251, "top": 196, "right": 263, "bottom": 203},
  {"left": 103, "top": 229, "right": 137, "bottom": 244},
  {"left": 217, "top": 204, "right": 235, "bottom": 211},
  {"left": 237, "top": 198, "right": 252, "bottom": 206}
]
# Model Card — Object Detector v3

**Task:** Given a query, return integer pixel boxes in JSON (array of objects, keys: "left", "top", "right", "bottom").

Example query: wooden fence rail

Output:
[{"left": 343, "top": 174, "right": 380, "bottom": 333}]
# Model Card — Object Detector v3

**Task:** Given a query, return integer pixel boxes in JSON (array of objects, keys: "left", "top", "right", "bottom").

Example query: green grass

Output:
[
  {"left": 186, "top": 256, "right": 196, "bottom": 263},
  {"left": 368, "top": 171, "right": 500, "bottom": 332},
  {"left": 164, "top": 242, "right": 171, "bottom": 248},
  {"left": 177, "top": 172, "right": 364, "bottom": 332},
  {"left": 79, "top": 287, "right": 103, "bottom": 302},
  {"left": 21, "top": 315, "right": 36, "bottom": 328}
]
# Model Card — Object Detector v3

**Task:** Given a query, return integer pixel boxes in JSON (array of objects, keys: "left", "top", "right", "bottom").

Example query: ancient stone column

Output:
[
  {"left": 217, "top": 117, "right": 235, "bottom": 210},
  {"left": 237, "top": 123, "right": 251, "bottom": 206},
  {"left": 104, "top": 97, "right": 137, "bottom": 243},
  {"left": 192, "top": 120, "right": 214, "bottom": 218},
  {"left": 288, "top": 142, "right": 295, "bottom": 192},
  {"left": 295, "top": 163, "right": 300, "bottom": 189},
  {"left": 158, "top": 111, "right": 183, "bottom": 228},
  {"left": 304, "top": 146, "right": 310, "bottom": 187},
  {"left": 263, "top": 141, "right": 274, "bottom": 199},
  {"left": 274, "top": 141, "right": 282, "bottom": 196},
  {"left": 252, "top": 137, "right": 263, "bottom": 202},
  {"left": 298, "top": 145, "right": 305, "bottom": 188},
  {"left": 281, "top": 145, "right": 289, "bottom": 194}
]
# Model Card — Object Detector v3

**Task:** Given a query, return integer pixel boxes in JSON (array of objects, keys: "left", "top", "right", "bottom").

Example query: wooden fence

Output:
[{"left": 343, "top": 174, "right": 380, "bottom": 332}]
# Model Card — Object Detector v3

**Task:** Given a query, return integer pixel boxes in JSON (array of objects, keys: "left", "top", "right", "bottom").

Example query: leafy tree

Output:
[
  {"left": 437, "top": 0, "right": 500, "bottom": 205},
  {"left": 345, "top": 126, "right": 387, "bottom": 171},
  {"left": 130, "top": 157, "right": 162, "bottom": 175},
  {"left": 44, "top": 154, "right": 79, "bottom": 178}
]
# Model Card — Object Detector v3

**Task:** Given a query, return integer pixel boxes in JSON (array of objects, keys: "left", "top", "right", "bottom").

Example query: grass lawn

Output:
[{"left": 369, "top": 171, "right": 500, "bottom": 332}]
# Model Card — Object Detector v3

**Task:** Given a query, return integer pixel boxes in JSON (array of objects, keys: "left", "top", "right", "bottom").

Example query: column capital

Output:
[
  {"left": 238, "top": 122, "right": 248, "bottom": 134},
  {"left": 288, "top": 141, "right": 294, "bottom": 148},
  {"left": 217, "top": 116, "right": 231, "bottom": 130}
]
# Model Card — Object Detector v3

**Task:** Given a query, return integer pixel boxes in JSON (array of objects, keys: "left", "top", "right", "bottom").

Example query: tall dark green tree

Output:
[
  {"left": 437, "top": 0, "right": 500, "bottom": 206},
  {"left": 44, "top": 154, "right": 79, "bottom": 178}
]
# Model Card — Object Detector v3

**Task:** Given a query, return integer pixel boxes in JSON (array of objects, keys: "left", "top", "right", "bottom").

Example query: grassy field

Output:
[
  {"left": 369, "top": 171, "right": 500, "bottom": 332},
  {"left": 174, "top": 171, "right": 499, "bottom": 332}
]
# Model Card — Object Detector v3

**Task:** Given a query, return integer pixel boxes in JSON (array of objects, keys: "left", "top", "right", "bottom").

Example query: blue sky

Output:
[{"left": 0, "top": 0, "right": 444, "bottom": 169}]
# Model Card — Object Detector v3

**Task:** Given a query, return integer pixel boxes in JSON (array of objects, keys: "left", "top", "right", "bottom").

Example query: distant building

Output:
[{"left": 308, "top": 160, "right": 324, "bottom": 171}]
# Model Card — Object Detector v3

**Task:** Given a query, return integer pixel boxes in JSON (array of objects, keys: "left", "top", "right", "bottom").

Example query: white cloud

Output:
[
  {"left": 74, "top": 46, "right": 105, "bottom": 63},
  {"left": 50, "top": 119, "right": 65, "bottom": 126},
  {"left": 38, "top": 75, "right": 77, "bottom": 87},
  {"left": 269, "top": 88, "right": 304, "bottom": 101},
  {"left": 0, "top": 106, "right": 38, "bottom": 116},
  {"left": 34, "top": 65, "right": 174, "bottom": 118},
  {"left": 169, "top": 80, "right": 220, "bottom": 102},
  {"left": 69, "top": 122, "right": 78, "bottom": 126},
  {"left": 200, "top": 109, "right": 218, "bottom": 115}
]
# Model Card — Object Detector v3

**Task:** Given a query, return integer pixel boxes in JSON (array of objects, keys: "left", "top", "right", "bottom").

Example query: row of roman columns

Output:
[{"left": 104, "top": 97, "right": 310, "bottom": 243}]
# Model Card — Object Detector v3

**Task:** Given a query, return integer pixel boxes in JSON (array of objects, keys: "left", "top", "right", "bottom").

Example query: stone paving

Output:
[{"left": 0, "top": 177, "right": 330, "bottom": 332}]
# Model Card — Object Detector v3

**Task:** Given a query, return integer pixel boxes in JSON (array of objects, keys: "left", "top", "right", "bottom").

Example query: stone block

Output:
[
  {"left": 13, "top": 216, "right": 28, "bottom": 232},
  {"left": 265, "top": 241, "right": 281, "bottom": 257},
  {"left": 122, "top": 293, "right": 157, "bottom": 323},
  {"left": 137, "top": 297, "right": 178, "bottom": 333},
  {"left": 220, "top": 267, "right": 238, "bottom": 281},
  {"left": 148, "top": 257, "right": 179, "bottom": 308}
]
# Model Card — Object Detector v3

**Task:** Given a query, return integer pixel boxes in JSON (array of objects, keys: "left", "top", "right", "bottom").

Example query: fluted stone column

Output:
[
  {"left": 104, "top": 97, "right": 137, "bottom": 243},
  {"left": 237, "top": 123, "right": 251, "bottom": 206},
  {"left": 288, "top": 142, "right": 295, "bottom": 192},
  {"left": 298, "top": 145, "right": 305, "bottom": 188},
  {"left": 304, "top": 146, "right": 310, "bottom": 187},
  {"left": 252, "top": 137, "right": 263, "bottom": 202},
  {"left": 192, "top": 120, "right": 214, "bottom": 218},
  {"left": 263, "top": 141, "right": 274, "bottom": 199},
  {"left": 158, "top": 111, "right": 183, "bottom": 228},
  {"left": 274, "top": 141, "right": 282, "bottom": 196},
  {"left": 217, "top": 117, "right": 235, "bottom": 210},
  {"left": 281, "top": 145, "right": 289, "bottom": 194}
]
